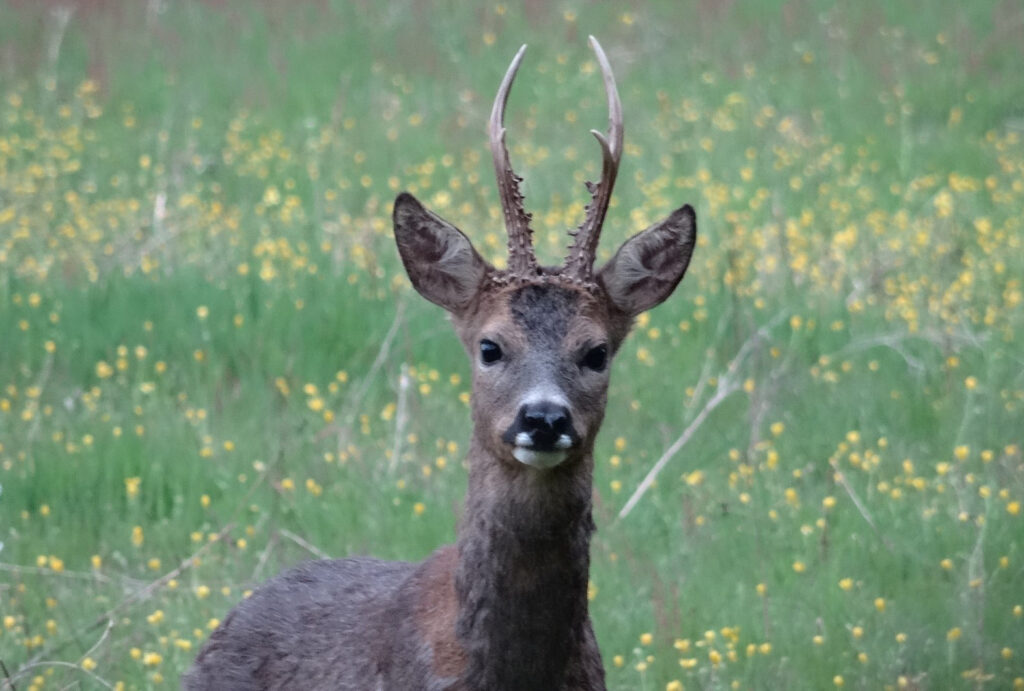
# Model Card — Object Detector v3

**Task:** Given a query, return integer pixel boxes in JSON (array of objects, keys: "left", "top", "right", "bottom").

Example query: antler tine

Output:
[
  {"left": 564, "top": 35, "right": 624, "bottom": 282},
  {"left": 489, "top": 44, "right": 539, "bottom": 278}
]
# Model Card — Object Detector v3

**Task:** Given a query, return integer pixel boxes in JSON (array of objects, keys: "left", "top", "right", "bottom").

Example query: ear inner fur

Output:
[
  {"left": 598, "top": 204, "right": 697, "bottom": 318},
  {"left": 393, "top": 192, "right": 489, "bottom": 313}
]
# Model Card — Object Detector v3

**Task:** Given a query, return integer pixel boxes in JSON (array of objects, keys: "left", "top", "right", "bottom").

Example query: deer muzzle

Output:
[{"left": 502, "top": 400, "right": 578, "bottom": 469}]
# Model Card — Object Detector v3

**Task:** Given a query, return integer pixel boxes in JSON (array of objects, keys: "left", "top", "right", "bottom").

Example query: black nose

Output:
[{"left": 517, "top": 401, "right": 572, "bottom": 449}]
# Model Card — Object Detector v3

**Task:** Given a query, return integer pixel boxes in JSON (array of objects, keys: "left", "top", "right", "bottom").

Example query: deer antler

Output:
[
  {"left": 563, "top": 36, "right": 623, "bottom": 283},
  {"left": 490, "top": 44, "right": 539, "bottom": 278}
]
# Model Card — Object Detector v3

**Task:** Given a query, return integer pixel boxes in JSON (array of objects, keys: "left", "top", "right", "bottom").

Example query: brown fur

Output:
[{"left": 413, "top": 546, "right": 466, "bottom": 680}]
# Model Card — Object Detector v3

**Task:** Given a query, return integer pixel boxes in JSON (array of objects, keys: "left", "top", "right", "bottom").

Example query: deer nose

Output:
[{"left": 517, "top": 401, "right": 573, "bottom": 450}]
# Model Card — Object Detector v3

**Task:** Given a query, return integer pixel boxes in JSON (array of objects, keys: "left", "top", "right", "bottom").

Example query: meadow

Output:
[{"left": 1, "top": 1, "right": 1023, "bottom": 688}]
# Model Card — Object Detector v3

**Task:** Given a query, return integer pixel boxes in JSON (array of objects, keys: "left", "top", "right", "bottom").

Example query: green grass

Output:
[{"left": 1, "top": 1, "right": 1023, "bottom": 689}]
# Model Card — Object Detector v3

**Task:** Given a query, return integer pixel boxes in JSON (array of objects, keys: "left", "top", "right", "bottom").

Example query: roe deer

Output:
[{"left": 183, "top": 36, "right": 696, "bottom": 691}]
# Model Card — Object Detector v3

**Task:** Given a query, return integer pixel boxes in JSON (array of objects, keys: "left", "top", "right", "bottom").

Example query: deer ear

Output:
[
  {"left": 393, "top": 193, "right": 489, "bottom": 313},
  {"left": 597, "top": 204, "right": 696, "bottom": 318}
]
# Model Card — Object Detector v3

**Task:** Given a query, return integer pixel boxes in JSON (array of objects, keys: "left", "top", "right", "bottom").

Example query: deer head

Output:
[{"left": 393, "top": 37, "right": 696, "bottom": 471}]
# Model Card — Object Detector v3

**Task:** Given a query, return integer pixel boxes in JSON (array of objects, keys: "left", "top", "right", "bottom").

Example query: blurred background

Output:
[{"left": 1, "top": 1, "right": 1022, "bottom": 689}]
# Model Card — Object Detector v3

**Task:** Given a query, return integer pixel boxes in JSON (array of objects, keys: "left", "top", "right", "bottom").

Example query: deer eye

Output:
[
  {"left": 580, "top": 344, "right": 608, "bottom": 372},
  {"left": 479, "top": 339, "right": 503, "bottom": 365}
]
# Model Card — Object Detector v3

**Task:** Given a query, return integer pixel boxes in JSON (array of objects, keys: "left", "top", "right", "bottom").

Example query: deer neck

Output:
[{"left": 454, "top": 436, "right": 596, "bottom": 689}]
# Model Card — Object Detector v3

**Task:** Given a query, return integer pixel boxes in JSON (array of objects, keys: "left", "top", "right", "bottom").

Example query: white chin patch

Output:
[{"left": 512, "top": 447, "right": 568, "bottom": 469}]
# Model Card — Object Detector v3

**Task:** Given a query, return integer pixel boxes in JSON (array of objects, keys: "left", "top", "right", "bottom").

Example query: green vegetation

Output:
[{"left": 1, "top": 1, "right": 1022, "bottom": 688}]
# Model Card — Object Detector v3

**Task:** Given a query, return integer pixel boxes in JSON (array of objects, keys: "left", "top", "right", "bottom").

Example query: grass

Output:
[{"left": 1, "top": 0, "right": 1023, "bottom": 689}]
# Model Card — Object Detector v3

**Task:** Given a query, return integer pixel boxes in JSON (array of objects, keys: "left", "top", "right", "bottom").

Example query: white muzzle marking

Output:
[
  {"left": 512, "top": 447, "right": 567, "bottom": 469},
  {"left": 512, "top": 433, "right": 574, "bottom": 469},
  {"left": 520, "top": 385, "right": 569, "bottom": 409}
]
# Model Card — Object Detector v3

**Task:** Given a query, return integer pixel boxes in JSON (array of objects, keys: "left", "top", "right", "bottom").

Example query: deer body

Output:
[{"left": 184, "top": 37, "right": 695, "bottom": 691}]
